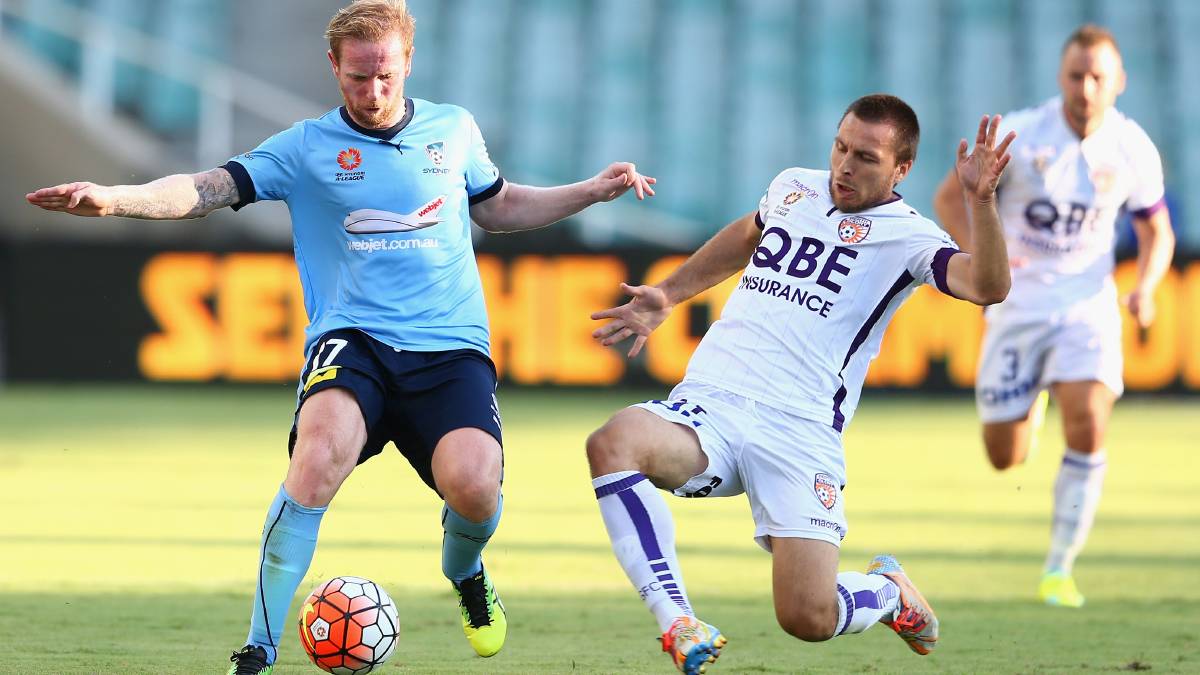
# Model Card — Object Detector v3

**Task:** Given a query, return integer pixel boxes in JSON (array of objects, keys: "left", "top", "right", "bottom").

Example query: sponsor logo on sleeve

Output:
[
  {"left": 786, "top": 179, "right": 821, "bottom": 200},
  {"left": 774, "top": 191, "right": 804, "bottom": 216}
]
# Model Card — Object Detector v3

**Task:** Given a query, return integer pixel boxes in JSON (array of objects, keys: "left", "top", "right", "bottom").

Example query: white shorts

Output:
[
  {"left": 633, "top": 380, "right": 848, "bottom": 550},
  {"left": 976, "top": 306, "right": 1123, "bottom": 423}
]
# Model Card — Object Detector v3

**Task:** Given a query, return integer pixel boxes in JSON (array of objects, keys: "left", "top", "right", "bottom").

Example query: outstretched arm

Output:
[
  {"left": 469, "top": 162, "right": 656, "bottom": 233},
  {"left": 1124, "top": 208, "right": 1175, "bottom": 328},
  {"left": 591, "top": 210, "right": 760, "bottom": 357},
  {"left": 944, "top": 115, "right": 1016, "bottom": 306},
  {"left": 25, "top": 168, "right": 240, "bottom": 220}
]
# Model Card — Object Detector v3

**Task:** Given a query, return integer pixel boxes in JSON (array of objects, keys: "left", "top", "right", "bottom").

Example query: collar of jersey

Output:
[{"left": 339, "top": 98, "right": 414, "bottom": 141}]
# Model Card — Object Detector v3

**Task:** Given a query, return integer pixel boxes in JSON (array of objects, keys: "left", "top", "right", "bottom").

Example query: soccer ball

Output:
[{"left": 298, "top": 576, "right": 400, "bottom": 674}]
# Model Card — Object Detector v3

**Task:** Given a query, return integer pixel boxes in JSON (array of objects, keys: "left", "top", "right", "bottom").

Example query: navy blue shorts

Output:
[{"left": 289, "top": 328, "right": 503, "bottom": 493}]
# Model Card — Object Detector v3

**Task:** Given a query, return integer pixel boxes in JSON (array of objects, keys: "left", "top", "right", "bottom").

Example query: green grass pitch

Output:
[{"left": 1, "top": 385, "right": 1197, "bottom": 673}]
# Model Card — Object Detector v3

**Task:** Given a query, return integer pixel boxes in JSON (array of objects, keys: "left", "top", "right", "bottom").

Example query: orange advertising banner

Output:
[{"left": 132, "top": 252, "right": 1200, "bottom": 391}]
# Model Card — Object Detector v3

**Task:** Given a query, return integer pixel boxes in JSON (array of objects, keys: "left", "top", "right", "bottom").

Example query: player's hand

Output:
[
  {"left": 591, "top": 282, "right": 672, "bottom": 358},
  {"left": 955, "top": 115, "right": 1016, "bottom": 204},
  {"left": 590, "top": 162, "right": 657, "bottom": 202},
  {"left": 1123, "top": 287, "right": 1156, "bottom": 328},
  {"left": 25, "top": 182, "right": 115, "bottom": 217}
]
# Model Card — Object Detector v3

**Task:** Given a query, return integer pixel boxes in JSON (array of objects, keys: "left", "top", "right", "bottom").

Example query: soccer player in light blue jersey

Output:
[{"left": 26, "top": 2, "right": 655, "bottom": 672}]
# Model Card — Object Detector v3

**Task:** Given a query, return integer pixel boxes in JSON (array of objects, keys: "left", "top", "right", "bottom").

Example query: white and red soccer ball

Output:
[{"left": 298, "top": 576, "right": 399, "bottom": 674}]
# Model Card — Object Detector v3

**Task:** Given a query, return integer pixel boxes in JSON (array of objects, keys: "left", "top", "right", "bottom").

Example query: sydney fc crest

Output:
[
  {"left": 425, "top": 141, "right": 445, "bottom": 166},
  {"left": 837, "top": 216, "right": 871, "bottom": 244},
  {"left": 814, "top": 473, "right": 838, "bottom": 510}
]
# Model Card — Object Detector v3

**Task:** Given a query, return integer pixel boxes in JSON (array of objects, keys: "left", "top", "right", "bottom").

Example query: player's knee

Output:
[
  {"left": 983, "top": 434, "right": 1021, "bottom": 471},
  {"left": 286, "top": 448, "right": 348, "bottom": 507},
  {"left": 438, "top": 470, "right": 500, "bottom": 521},
  {"left": 985, "top": 446, "right": 1020, "bottom": 471},
  {"left": 1062, "top": 414, "right": 1104, "bottom": 452},
  {"left": 775, "top": 605, "right": 837, "bottom": 642},
  {"left": 585, "top": 421, "right": 638, "bottom": 474}
]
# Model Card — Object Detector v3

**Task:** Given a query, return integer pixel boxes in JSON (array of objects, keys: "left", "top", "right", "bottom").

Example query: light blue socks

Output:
[
  {"left": 246, "top": 485, "right": 325, "bottom": 663},
  {"left": 441, "top": 493, "right": 503, "bottom": 582}
]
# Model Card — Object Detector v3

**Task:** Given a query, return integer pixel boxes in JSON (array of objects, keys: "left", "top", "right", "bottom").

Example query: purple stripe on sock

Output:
[
  {"left": 614, "top": 480, "right": 691, "bottom": 613},
  {"left": 853, "top": 589, "right": 883, "bottom": 610},
  {"left": 616, "top": 487, "right": 665, "bottom": 562},
  {"left": 658, "top": 575, "right": 674, "bottom": 583},
  {"left": 651, "top": 561, "right": 669, "bottom": 572},
  {"left": 837, "top": 584, "right": 854, "bottom": 635},
  {"left": 595, "top": 473, "right": 648, "bottom": 498},
  {"left": 1061, "top": 455, "right": 1106, "bottom": 470},
  {"left": 662, "top": 582, "right": 678, "bottom": 589}
]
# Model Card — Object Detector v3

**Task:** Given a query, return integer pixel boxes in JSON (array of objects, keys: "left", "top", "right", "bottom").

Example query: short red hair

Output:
[{"left": 325, "top": 0, "right": 416, "bottom": 61}]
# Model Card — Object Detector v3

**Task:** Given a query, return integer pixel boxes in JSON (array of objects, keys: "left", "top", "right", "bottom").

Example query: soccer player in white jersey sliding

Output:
[
  {"left": 933, "top": 25, "right": 1175, "bottom": 609},
  {"left": 25, "top": 2, "right": 655, "bottom": 672},
  {"left": 586, "top": 94, "right": 1014, "bottom": 673}
]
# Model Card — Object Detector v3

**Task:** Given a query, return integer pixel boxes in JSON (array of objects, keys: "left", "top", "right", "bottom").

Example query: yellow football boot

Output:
[
  {"left": 1039, "top": 571, "right": 1085, "bottom": 608},
  {"left": 453, "top": 567, "right": 507, "bottom": 657}
]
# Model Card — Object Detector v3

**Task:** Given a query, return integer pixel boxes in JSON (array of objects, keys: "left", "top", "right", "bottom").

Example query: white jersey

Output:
[
  {"left": 991, "top": 97, "right": 1165, "bottom": 318},
  {"left": 685, "top": 168, "right": 961, "bottom": 432}
]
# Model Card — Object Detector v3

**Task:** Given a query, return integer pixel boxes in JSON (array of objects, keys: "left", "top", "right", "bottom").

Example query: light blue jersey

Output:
[{"left": 224, "top": 98, "right": 503, "bottom": 356}]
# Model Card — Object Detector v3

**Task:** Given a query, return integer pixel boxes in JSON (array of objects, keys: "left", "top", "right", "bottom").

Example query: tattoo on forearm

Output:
[
  {"left": 110, "top": 169, "right": 238, "bottom": 219},
  {"left": 190, "top": 169, "right": 239, "bottom": 216}
]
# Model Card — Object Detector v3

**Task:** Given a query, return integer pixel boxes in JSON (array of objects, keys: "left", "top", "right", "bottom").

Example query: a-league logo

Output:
[
  {"left": 425, "top": 141, "right": 445, "bottom": 166},
  {"left": 814, "top": 472, "right": 838, "bottom": 510},
  {"left": 337, "top": 148, "right": 362, "bottom": 171},
  {"left": 837, "top": 216, "right": 871, "bottom": 244}
]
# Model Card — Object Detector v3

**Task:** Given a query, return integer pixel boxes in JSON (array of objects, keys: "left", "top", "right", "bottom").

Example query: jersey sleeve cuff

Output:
[
  {"left": 468, "top": 176, "right": 505, "bottom": 205},
  {"left": 1129, "top": 196, "right": 1167, "bottom": 220},
  {"left": 931, "top": 247, "right": 961, "bottom": 298},
  {"left": 221, "top": 160, "right": 257, "bottom": 211},
  {"left": 755, "top": 211, "right": 766, "bottom": 229}
]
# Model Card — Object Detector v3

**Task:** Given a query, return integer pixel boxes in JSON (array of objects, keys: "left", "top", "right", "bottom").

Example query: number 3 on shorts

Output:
[{"left": 1001, "top": 347, "right": 1019, "bottom": 382}]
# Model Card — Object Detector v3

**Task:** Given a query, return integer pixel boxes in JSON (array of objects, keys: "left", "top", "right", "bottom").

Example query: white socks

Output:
[
  {"left": 594, "top": 472, "right": 907, "bottom": 639},
  {"left": 593, "top": 471, "right": 695, "bottom": 632},
  {"left": 1045, "top": 448, "right": 1107, "bottom": 573},
  {"left": 835, "top": 571, "right": 900, "bottom": 635}
]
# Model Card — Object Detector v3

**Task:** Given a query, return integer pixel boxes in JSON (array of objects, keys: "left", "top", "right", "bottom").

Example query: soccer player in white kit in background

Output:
[
  {"left": 586, "top": 95, "right": 1015, "bottom": 673},
  {"left": 934, "top": 25, "right": 1175, "bottom": 608}
]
